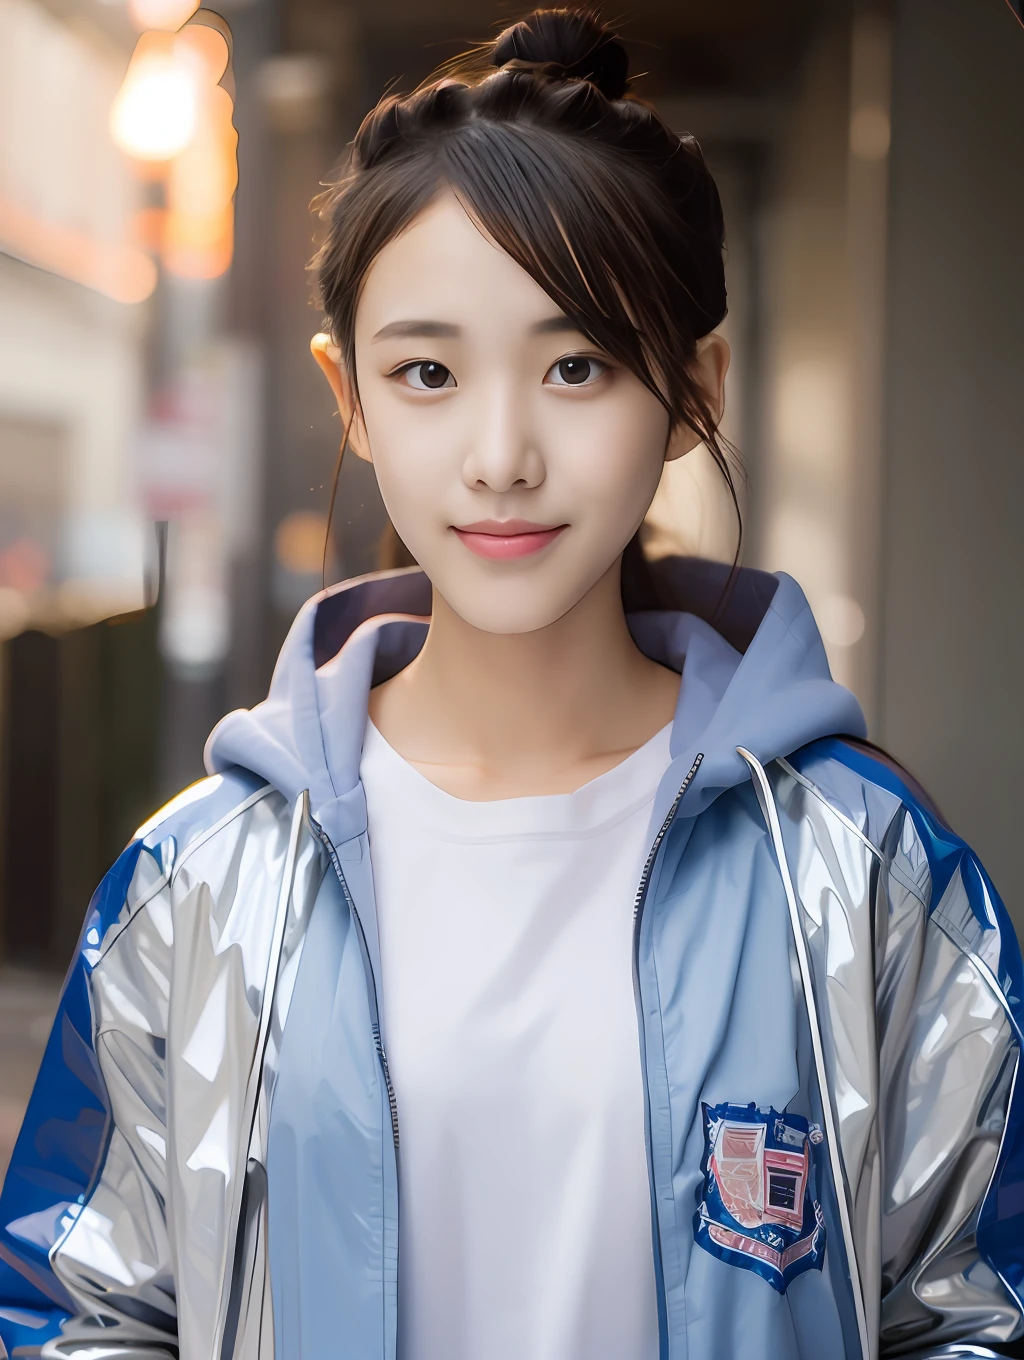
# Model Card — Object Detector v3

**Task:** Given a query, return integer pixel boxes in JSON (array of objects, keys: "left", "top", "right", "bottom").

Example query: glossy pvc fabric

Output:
[
  {"left": 1, "top": 741, "right": 1020, "bottom": 1359},
  {"left": 0, "top": 587, "right": 1022, "bottom": 1359}
]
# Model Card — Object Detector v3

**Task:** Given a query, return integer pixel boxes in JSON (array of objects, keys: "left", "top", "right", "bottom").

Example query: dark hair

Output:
[{"left": 314, "top": 7, "right": 739, "bottom": 598}]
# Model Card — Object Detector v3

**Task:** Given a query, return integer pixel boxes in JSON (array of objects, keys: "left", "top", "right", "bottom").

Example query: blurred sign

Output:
[
  {"left": 137, "top": 339, "right": 260, "bottom": 536},
  {"left": 138, "top": 338, "right": 261, "bottom": 674},
  {"left": 137, "top": 364, "right": 220, "bottom": 518}
]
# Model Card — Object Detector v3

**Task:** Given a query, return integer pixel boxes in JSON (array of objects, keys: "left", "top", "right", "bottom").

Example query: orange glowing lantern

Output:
[
  {"left": 163, "top": 82, "right": 237, "bottom": 278},
  {"left": 110, "top": 32, "right": 199, "bottom": 162},
  {"left": 110, "top": 17, "right": 238, "bottom": 280}
]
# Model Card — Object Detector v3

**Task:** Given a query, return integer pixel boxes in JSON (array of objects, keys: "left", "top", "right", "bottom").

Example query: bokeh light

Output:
[
  {"left": 163, "top": 83, "right": 238, "bottom": 278},
  {"left": 127, "top": 0, "right": 200, "bottom": 32},
  {"left": 175, "top": 23, "right": 230, "bottom": 84},
  {"left": 110, "top": 33, "right": 199, "bottom": 162},
  {"left": 109, "top": 22, "right": 238, "bottom": 279},
  {"left": 274, "top": 512, "right": 331, "bottom": 576}
]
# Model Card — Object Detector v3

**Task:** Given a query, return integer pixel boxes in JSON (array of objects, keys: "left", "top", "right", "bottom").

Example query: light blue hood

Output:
[{"left": 205, "top": 557, "right": 866, "bottom": 843}]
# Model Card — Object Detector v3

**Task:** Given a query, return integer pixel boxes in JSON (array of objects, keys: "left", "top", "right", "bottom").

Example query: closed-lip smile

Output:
[{"left": 452, "top": 519, "right": 567, "bottom": 560}]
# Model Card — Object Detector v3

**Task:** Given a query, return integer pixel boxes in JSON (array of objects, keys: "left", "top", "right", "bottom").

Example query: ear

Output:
[
  {"left": 664, "top": 332, "right": 732, "bottom": 463},
  {"left": 310, "top": 333, "right": 372, "bottom": 463}
]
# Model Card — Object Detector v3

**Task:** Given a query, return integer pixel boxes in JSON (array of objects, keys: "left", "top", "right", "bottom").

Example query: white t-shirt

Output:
[{"left": 360, "top": 716, "right": 671, "bottom": 1360}]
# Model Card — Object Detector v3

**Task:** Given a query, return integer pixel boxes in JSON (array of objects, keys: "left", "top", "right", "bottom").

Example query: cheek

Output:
[
  {"left": 358, "top": 386, "right": 448, "bottom": 523},
  {"left": 369, "top": 452, "right": 440, "bottom": 558},
  {"left": 556, "top": 393, "right": 669, "bottom": 521}
]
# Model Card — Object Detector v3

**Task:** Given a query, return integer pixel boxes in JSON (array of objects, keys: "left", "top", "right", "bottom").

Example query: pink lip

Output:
[{"left": 452, "top": 520, "right": 567, "bottom": 560}]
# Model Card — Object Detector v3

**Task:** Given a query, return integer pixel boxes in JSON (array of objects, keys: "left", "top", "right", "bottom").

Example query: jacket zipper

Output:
[
  {"left": 310, "top": 816, "right": 401, "bottom": 1151},
  {"left": 311, "top": 748, "right": 703, "bottom": 1357},
  {"left": 632, "top": 753, "right": 703, "bottom": 1360}
]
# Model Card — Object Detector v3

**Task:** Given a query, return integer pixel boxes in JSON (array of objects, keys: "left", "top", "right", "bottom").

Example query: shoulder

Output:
[
  {"left": 88, "top": 767, "right": 289, "bottom": 960},
  {"left": 780, "top": 735, "right": 1021, "bottom": 1003},
  {"left": 781, "top": 733, "right": 981, "bottom": 893},
  {"left": 780, "top": 736, "right": 936, "bottom": 854},
  {"left": 779, "top": 735, "right": 967, "bottom": 892},
  {"left": 134, "top": 765, "right": 278, "bottom": 854}
]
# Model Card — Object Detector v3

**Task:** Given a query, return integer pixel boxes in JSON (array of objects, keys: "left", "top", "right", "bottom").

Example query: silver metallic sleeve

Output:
[
  {"left": 877, "top": 808, "right": 1022, "bottom": 1358},
  {"left": 40, "top": 850, "right": 178, "bottom": 1358}
]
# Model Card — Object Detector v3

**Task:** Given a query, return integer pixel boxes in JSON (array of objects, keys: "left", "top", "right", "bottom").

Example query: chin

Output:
[{"left": 436, "top": 580, "right": 592, "bottom": 637}]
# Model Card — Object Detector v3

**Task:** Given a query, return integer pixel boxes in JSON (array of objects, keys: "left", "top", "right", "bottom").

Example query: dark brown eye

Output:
[
  {"left": 546, "top": 356, "right": 605, "bottom": 387},
  {"left": 404, "top": 361, "right": 454, "bottom": 390}
]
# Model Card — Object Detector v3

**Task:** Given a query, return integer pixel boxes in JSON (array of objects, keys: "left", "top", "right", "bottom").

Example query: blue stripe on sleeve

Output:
[{"left": 0, "top": 839, "right": 146, "bottom": 1335}]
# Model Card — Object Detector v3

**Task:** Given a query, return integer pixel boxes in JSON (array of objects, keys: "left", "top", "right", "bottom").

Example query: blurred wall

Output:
[
  {"left": 0, "top": 0, "right": 150, "bottom": 625},
  {"left": 878, "top": 0, "right": 1024, "bottom": 909},
  {"left": 752, "top": 2, "right": 891, "bottom": 719},
  {"left": 748, "top": 0, "right": 1023, "bottom": 927},
  {"left": 0, "top": 0, "right": 157, "bottom": 968}
]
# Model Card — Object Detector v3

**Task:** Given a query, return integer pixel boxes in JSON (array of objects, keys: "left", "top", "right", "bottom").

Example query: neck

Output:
[{"left": 369, "top": 559, "right": 680, "bottom": 795}]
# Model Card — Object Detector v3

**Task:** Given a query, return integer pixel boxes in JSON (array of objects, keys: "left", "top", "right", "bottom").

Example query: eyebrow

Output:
[
  {"left": 370, "top": 315, "right": 584, "bottom": 343},
  {"left": 531, "top": 315, "right": 582, "bottom": 335},
  {"left": 371, "top": 320, "right": 459, "bottom": 342}
]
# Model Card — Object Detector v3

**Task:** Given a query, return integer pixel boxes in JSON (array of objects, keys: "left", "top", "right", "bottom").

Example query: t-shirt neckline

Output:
[{"left": 360, "top": 716, "right": 673, "bottom": 843}]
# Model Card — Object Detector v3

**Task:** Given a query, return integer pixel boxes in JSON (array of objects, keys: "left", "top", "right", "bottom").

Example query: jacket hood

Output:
[{"left": 205, "top": 557, "right": 866, "bottom": 849}]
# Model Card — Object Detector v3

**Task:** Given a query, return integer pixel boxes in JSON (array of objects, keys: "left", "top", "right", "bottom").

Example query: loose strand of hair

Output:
[
  {"left": 705, "top": 428, "right": 745, "bottom": 625},
  {"left": 322, "top": 406, "right": 356, "bottom": 591}
]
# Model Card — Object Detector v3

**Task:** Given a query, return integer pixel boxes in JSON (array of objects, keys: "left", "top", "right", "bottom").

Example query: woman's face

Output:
[{"left": 322, "top": 190, "right": 721, "bottom": 635}]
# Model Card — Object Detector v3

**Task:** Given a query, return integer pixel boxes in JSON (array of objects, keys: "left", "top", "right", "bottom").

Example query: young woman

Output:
[{"left": 1, "top": 10, "right": 1021, "bottom": 1359}]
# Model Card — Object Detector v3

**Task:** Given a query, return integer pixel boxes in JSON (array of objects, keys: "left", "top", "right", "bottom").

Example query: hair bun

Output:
[{"left": 492, "top": 8, "right": 629, "bottom": 101}]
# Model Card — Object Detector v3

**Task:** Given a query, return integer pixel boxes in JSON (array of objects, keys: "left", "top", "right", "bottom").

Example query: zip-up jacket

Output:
[{"left": 0, "top": 560, "right": 1021, "bottom": 1359}]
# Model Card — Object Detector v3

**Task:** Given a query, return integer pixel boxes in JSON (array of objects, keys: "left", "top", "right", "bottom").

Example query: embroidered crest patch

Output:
[{"left": 693, "top": 1101, "right": 826, "bottom": 1293}]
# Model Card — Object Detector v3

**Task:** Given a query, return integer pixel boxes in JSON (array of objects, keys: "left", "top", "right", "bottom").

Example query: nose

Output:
[{"left": 460, "top": 378, "right": 545, "bottom": 494}]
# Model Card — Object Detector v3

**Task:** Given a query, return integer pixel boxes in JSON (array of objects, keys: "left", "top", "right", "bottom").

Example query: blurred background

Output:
[{"left": 0, "top": 0, "right": 1021, "bottom": 1174}]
